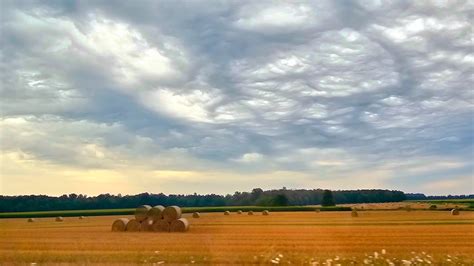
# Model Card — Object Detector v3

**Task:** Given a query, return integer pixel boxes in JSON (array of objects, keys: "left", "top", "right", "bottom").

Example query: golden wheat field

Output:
[{"left": 1, "top": 211, "right": 473, "bottom": 265}]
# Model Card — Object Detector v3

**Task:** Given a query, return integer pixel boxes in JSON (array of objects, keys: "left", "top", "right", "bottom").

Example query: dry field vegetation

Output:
[
  {"left": 1, "top": 209, "right": 473, "bottom": 265},
  {"left": 339, "top": 201, "right": 471, "bottom": 210}
]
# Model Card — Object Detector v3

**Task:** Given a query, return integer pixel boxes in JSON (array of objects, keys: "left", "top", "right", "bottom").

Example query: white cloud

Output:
[
  {"left": 233, "top": 1, "right": 337, "bottom": 34},
  {"left": 235, "top": 153, "right": 264, "bottom": 163}
]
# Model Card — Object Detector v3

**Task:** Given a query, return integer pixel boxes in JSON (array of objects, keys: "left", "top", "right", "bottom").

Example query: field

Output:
[
  {"left": 339, "top": 201, "right": 473, "bottom": 210},
  {"left": 0, "top": 206, "right": 349, "bottom": 219},
  {"left": 1, "top": 210, "right": 473, "bottom": 265}
]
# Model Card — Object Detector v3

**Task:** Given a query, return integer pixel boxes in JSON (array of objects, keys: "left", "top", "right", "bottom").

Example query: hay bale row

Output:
[
  {"left": 112, "top": 218, "right": 129, "bottom": 232},
  {"left": 27, "top": 216, "right": 87, "bottom": 223},
  {"left": 223, "top": 210, "right": 269, "bottom": 216},
  {"left": 148, "top": 205, "right": 165, "bottom": 222},
  {"left": 112, "top": 205, "right": 189, "bottom": 233}
]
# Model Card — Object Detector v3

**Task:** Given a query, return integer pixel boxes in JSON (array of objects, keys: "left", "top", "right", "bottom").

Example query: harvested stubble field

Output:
[{"left": 1, "top": 211, "right": 473, "bottom": 265}]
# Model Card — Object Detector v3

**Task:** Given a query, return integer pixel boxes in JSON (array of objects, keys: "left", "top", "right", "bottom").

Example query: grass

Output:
[
  {"left": 0, "top": 211, "right": 473, "bottom": 264},
  {"left": 0, "top": 206, "right": 351, "bottom": 219}
]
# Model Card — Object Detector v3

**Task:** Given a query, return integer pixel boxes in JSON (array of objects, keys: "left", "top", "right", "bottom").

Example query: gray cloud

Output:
[{"left": 1, "top": 0, "right": 472, "bottom": 195}]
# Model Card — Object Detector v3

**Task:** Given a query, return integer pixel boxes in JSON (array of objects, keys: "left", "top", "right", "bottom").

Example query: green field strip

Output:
[{"left": 0, "top": 206, "right": 351, "bottom": 219}]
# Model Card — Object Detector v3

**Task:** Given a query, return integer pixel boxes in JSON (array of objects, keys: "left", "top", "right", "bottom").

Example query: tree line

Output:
[
  {"left": 0, "top": 188, "right": 407, "bottom": 212},
  {"left": 405, "top": 193, "right": 474, "bottom": 200}
]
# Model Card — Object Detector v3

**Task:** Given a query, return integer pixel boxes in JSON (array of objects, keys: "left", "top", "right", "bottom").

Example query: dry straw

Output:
[
  {"left": 451, "top": 209, "right": 460, "bottom": 215},
  {"left": 148, "top": 205, "right": 165, "bottom": 222},
  {"left": 224, "top": 211, "right": 230, "bottom": 215},
  {"left": 152, "top": 220, "right": 171, "bottom": 232},
  {"left": 140, "top": 218, "right": 154, "bottom": 232},
  {"left": 163, "top": 206, "right": 182, "bottom": 222},
  {"left": 170, "top": 218, "right": 190, "bottom": 232},
  {"left": 135, "top": 205, "right": 152, "bottom": 222},
  {"left": 126, "top": 219, "right": 141, "bottom": 232},
  {"left": 262, "top": 210, "right": 269, "bottom": 216},
  {"left": 112, "top": 205, "right": 189, "bottom": 233},
  {"left": 192, "top": 212, "right": 200, "bottom": 218},
  {"left": 55, "top": 216, "right": 64, "bottom": 222},
  {"left": 111, "top": 218, "right": 129, "bottom": 232}
]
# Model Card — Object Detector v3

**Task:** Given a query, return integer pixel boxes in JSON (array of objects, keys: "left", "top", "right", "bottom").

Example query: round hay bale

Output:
[
  {"left": 55, "top": 216, "right": 64, "bottom": 222},
  {"left": 27, "top": 218, "right": 35, "bottom": 223},
  {"left": 405, "top": 205, "right": 412, "bottom": 212},
  {"left": 111, "top": 218, "right": 129, "bottom": 232},
  {"left": 148, "top": 205, "right": 165, "bottom": 222},
  {"left": 262, "top": 210, "right": 269, "bottom": 216},
  {"left": 152, "top": 219, "right": 171, "bottom": 232},
  {"left": 237, "top": 210, "right": 243, "bottom": 214},
  {"left": 248, "top": 211, "right": 254, "bottom": 215},
  {"left": 162, "top": 206, "right": 182, "bottom": 222},
  {"left": 451, "top": 208, "right": 460, "bottom": 215},
  {"left": 429, "top": 205, "right": 437, "bottom": 210},
  {"left": 126, "top": 219, "right": 141, "bottom": 232},
  {"left": 224, "top": 211, "right": 230, "bottom": 215},
  {"left": 192, "top": 212, "right": 200, "bottom": 218},
  {"left": 170, "top": 218, "right": 190, "bottom": 232},
  {"left": 315, "top": 209, "right": 320, "bottom": 213},
  {"left": 135, "top": 205, "right": 152, "bottom": 222},
  {"left": 79, "top": 216, "right": 85, "bottom": 219},
  {"left": 351, "top": 210, "right": 358, "bottom": 217},
  {"left": 140, "top": 218, "right": 154, "bottom": 232}
]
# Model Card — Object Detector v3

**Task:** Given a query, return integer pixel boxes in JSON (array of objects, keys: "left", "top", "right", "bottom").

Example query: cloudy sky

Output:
[{"left": 1, "top": 0, "right": 473, "bottom": 196}]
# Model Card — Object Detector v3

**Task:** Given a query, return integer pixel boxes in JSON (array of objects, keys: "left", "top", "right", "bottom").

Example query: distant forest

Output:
[
  {"left": 0, "top": 188, "right": 409, "bottom": 212},
  {"left": 405, "top": 193, "right": 474, "bottom": 200}
]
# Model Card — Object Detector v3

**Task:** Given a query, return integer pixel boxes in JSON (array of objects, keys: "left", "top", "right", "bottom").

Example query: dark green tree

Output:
[
  {"left": 321, "top": 189, "right": 335, "bottom": 206},
  {"left": 273, "top": 194, "right": 289, "bottom": 206}
]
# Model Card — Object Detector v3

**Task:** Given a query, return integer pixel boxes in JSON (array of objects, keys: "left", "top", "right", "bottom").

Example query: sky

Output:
[{"left": 0, "top": 0, "right": 473, "bottom": 196}]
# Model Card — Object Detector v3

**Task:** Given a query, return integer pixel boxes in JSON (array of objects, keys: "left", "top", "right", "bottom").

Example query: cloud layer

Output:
[{"left": 1, "top": 0, "right": 473, "bottom": 195}]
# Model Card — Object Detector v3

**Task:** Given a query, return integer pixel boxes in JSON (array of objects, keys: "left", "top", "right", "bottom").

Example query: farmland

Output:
[
  {"left": 1, "top": 210, "right": 473, "bottom": 264},
  {"left": 0, "top": 206, "right": 350, "bottom": 219}
]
